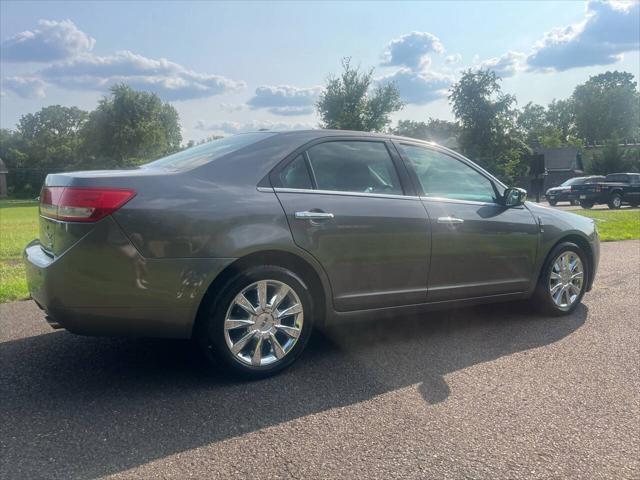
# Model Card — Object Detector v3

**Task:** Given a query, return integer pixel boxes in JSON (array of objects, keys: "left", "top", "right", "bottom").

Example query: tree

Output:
[
  {"left": 392, "top": 119, "right": 460, "bottom": 147},
  {"left": 449, "top": 69, "right": 527, "bottom": 182},
  {"left": 16, "top": 105, "right": 88, "bottom": 171},
  {"left": 516, "top": 102, "right": 548, "bottom": 145},
  {"left": 80, "top": 84, "right": 182, "bottom": 168},
  {"left": 316, "top": 58, "right": 404, "bottom": 132},
  {"left": 545, "top": 98, "right": 575, "bottom": 141},
  {"left": 587, "top": 137, "right": 628, "bottom": 174},
  {"left": 572, "top": 71, "right": 640, "bottom": 143}
]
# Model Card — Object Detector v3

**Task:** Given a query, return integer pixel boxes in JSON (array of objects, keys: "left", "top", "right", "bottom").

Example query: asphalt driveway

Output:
[{"left": 1, "top": 241, "right": 638, "bottom": 479}]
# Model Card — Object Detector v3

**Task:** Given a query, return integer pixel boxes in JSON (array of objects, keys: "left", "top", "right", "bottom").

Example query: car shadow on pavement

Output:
[{"left": 0, "top": 302, "right": 587, "bottom": 479}]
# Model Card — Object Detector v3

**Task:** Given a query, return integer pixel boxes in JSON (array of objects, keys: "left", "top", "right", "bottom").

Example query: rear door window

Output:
[{"left": 305, "top": 141, "right": 403, "bottom": 195}]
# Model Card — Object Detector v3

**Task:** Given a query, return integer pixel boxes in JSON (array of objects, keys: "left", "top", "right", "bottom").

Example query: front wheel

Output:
[
  {"left": 197, "top": 265, "right": 314, "bottom": 379},
  {"left": 533, "top": 242, "right": 588, "bottom": 316},
  {"left": 608, "top": 193, "right": 623, "bottom": 209},
  {"left": 548, "top": 199, "right": 557, "bottom": 206},
  {"left": 580, "top": 201, "right": 594, "bottom": 209}
]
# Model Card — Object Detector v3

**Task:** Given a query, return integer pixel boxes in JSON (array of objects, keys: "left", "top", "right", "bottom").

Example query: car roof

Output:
[{"left": 267, "top": 128, "right": 437, "bottom": 144}]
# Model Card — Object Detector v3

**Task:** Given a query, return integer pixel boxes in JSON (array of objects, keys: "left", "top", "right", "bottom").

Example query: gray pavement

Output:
[{"left": 1, "top": 240, "right": 639, "bottom": 479}]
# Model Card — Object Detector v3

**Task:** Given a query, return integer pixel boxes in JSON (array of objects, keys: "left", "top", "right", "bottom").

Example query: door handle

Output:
[
  {"left": 295, "top": 211, "right": 335, "bottom": 220},
  {"left": 437, "top": 216, "right": 464, "bottom": 224}
]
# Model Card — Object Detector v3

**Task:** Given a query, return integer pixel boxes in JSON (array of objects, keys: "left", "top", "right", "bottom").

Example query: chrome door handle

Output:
[
  {"left": 437, "top": 216, "right": 464, "bottom": 224},
  {"left": 295, "top": 211, "right": 335, "bottom": 220}
]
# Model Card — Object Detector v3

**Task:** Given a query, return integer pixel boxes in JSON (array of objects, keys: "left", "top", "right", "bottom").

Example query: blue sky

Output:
[{"left": 1, "top": 1, "right": 638, "bottom": 141}]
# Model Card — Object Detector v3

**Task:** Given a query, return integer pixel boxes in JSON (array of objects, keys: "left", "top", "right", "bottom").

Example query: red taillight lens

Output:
[{"left": 40, "top": 187, "right": 136, "bottom": 222}]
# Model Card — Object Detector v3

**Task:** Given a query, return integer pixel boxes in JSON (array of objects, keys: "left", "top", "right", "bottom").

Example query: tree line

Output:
[
  {"left": 1, "top": 85, "right": 182, "bottom": 197},
  {"left": 1, "top": 60, "right": 639, "bottom": 197},
  {"left": 317, "top": 62, "right": 640, "bottom": 182}
]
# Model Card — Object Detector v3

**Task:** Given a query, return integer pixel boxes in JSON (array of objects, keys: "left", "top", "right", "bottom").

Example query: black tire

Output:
[
  {"left": 608, "top": 192, "right": 623, "bottom": 209},
  {"left": 548, "top": 199, "right": 557, "bottom": 206},
  {"left": 532, "top": 242, "right": 588, "bottom": 316},
  {"left": 580, "top": 201, "right": 594, "bottom": 209},
  {"left": 196, "top": 265, "right": 314, "bottom": 379}
]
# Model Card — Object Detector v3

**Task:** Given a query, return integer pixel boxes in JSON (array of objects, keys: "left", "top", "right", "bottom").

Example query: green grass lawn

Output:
[
  {"left": 0, "top": 200, "right": 38, "bottom": 303},
  {"left": 0, "top": 199, "right": 638, "bottom": 304},
  {"left": 573, "top": 209, "right": 640, "bottom": 242}
]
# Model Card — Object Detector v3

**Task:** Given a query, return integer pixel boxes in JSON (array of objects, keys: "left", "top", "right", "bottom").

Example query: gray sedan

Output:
[{"left": 24, "top": 130, "right": 599, "bottom": 378}]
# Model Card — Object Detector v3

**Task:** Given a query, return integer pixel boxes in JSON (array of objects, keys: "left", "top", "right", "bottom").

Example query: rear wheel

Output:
[
  {"left": 197, "top": 265, "right": 314, "bottom": 379},
  {"left": 608, "top": 193, "right": 623, "bottom": 209},
  {"left": 580, "top": 201, "right": 594, "bottom": 209},
  {"left": 533, "top": 242, "right": 587, "bottom": 316}
]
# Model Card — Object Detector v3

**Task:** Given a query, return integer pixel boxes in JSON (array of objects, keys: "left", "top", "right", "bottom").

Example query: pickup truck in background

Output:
[{"left": 571, "top": 173, "right": 640, "bottom": 209}]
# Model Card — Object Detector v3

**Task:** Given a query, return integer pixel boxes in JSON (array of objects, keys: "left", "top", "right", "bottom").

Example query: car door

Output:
[
  {"left": 271, "top": 138, "right": 431, "bottom": 311},
  {"left": 395, "top": 142, "right": 539, "bottom": 302}
]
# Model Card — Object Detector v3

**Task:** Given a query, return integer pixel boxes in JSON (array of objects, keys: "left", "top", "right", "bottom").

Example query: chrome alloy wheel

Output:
[
  {"left": 549, "top": 252, "right": 584, "bottom": 310},
  {"left": 224, "top": 279, "right": 303, "bottom": 367}
]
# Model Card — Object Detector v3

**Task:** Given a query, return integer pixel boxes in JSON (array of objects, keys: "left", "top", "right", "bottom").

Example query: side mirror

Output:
[{"left": 503, "top": 187, "right": 527, "bottom": 207}]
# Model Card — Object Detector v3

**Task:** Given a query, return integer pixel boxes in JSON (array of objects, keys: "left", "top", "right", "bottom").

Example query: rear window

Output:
[{"left": 142, "top": 132, "right": 275, "bottom": 171}]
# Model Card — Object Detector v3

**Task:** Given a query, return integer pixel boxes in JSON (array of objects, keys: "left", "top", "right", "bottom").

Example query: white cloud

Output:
[
  {"left": 381, "top": 31, "right": 445, "bottom": 70},
  {"left": 378, "top": 69, "right": 454, "bottom": 105},
  {"left": 195, "top": 119, "right": 315, "bottom": 134},
  {"left": 34, "top": 50, "right": 245, "bottom": 101},
  {"left": 1, "top": 19, "right": 95, "bottom": 63},
  {"left": 1, "top": 76, "right": 47, "bottom": 98},
  {"left": 445, "top": 53, "right": 462, "bottom": 65},
  {"left": 219, "top": 103, "right": 247, "bottom": 113},
  {"left": 247, "top": 85, "right": 322, "bottom": 116},
  {"left": 527, "top": 0, "right": 640, "bottom": 72},
  {"left": 476, "top": 51, "right": 526, "bottom": 78}
]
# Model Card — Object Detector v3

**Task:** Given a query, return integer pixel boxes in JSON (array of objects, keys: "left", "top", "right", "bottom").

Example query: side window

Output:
[
  {"left": 280, "top": 154, "right": 313, "bottom": 189},
  {"left": 400, "top": 144, "right": 497, "bottom": 203},
  {"left": 306, "top": 141, "right": 403, "bottom": 194}
]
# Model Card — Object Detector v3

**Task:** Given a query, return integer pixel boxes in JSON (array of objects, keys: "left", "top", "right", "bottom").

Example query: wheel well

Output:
[
  {"left": 193, "top": 250, "right": 328, "bottom": 336},
  {"left": 551, "top": 234, "right": 594, "bottom": 289}
]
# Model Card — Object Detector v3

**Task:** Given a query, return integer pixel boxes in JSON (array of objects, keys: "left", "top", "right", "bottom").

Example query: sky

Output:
[{"left": 1, "top": 0, "right": 638, "bottom": 142}]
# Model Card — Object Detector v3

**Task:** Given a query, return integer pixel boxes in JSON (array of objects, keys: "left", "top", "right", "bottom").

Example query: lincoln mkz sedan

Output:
[{"left": 24, "top": 130, "right": 599, "bottom": 377}]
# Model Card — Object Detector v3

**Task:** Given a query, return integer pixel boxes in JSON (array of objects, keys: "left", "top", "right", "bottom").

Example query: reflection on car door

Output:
[
  {"left": 396, "top": 142, "right": 539, "bottom": 302},
  {"left": 272, "top": 139, "right": 431, "bottom": 311}
]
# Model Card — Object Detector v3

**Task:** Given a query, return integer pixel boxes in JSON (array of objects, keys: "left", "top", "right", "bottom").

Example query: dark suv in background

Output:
[
  {"left": 545, "top": 176, "right": 605, "bottom": 206},
  {"left": 571, "top": 173, "right": 640, "bottom": 209}
]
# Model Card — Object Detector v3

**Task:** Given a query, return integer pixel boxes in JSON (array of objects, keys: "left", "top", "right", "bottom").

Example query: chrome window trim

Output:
[
  {"left": 273, "top": 187, "right": 420, "bottom": 201},
  {"left": 419, "top": 196, "right": 501, "bottom": 207}
]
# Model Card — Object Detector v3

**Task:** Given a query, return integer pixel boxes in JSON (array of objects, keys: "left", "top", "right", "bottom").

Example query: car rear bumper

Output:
[{"left": 23, "top": 216, "right": 234, "bottom": 338}]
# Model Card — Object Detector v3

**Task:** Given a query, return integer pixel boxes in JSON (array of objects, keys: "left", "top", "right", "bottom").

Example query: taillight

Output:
[{"left": 40, "top": 187, "right": 136, "bottom": 222}]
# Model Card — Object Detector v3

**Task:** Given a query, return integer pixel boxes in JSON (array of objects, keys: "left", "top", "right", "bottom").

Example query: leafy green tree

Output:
[
  {"left": 572, "top": 71, "right": 640, "bottom": 143},
  {"left": 392, "top": 118, "right": 460, "bottom": 147},
  {"left": 588, "top": 137, "right": 625, "bottom": 174},
  {"left": 80, "top": 84, "right": 182, "bottom": 168},
  {"left": 517, "top": 102, "right": 548, "bottom": 145},
  {"left": 317, "top": 58, "right": 404, "bottom": 132},
  {"left": 545, "top": 98, "right": 575, "bottom": 141},
  {"left": 449, "top": 69, "right": 527, "bottom": 182},
  {"left": 16, "top": 105, "right": 88, "bottom": 171}
]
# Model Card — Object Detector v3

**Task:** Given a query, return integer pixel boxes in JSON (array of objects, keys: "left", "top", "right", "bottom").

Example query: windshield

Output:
[
  {"left": 560, "top": 177, "right": 584, "bottom": 186},
  {"left": 142, "top": 132, "right": 275, "bottom": 171}
]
